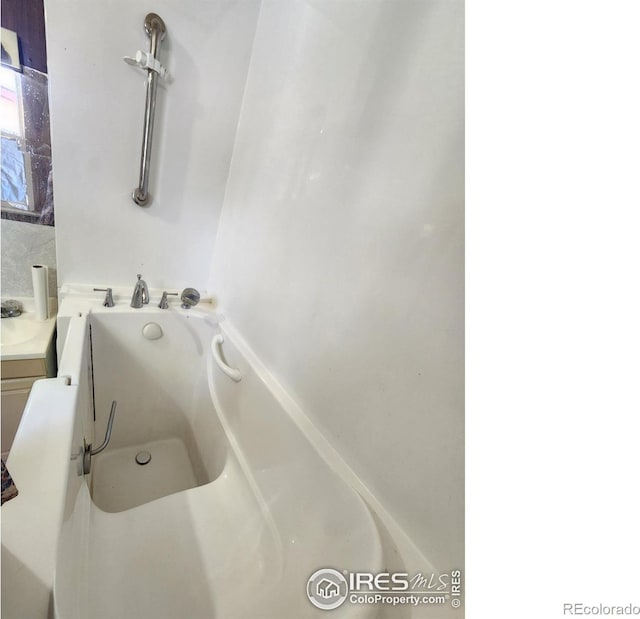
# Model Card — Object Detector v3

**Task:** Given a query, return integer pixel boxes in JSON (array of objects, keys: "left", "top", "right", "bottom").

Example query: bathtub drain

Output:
[{"left": 135, "top": 450, "right": 152, "bottom": 465}]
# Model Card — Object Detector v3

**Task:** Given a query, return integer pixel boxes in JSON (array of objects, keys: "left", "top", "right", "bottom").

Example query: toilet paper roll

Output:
[{"left": 31, "top": 264, "right": 49, "bottom": 321}]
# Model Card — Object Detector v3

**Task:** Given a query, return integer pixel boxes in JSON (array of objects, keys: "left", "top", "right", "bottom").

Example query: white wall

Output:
[
  {"left": 45, "top": 0, "right": 261, "bottom": 292},
  {"left": 210, "top": 0, "right": 464, "bottom": 572}
]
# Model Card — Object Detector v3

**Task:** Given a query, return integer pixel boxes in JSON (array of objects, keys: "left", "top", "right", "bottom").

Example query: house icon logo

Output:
[
  {"left": 317, "top": 578, "right": 340, "bottom": 598},
  {"left": 306, "top": 568, "right": 349, "bottom": 610}
]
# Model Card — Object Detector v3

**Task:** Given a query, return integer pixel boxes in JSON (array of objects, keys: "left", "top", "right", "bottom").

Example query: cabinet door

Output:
[
  {"left": 1, "top": 388, "right": 31, "bottom": 457},
  {"left": 1, "top": 358, "right": 47, "bottom": 379}
]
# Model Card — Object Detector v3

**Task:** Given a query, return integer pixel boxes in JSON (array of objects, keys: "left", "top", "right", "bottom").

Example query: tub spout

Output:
[{"left": 130, "top": 274, "right": 149, "bottom": 308}]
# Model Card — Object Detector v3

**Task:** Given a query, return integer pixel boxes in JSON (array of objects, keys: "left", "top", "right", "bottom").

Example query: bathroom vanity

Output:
[{"left": 1, "top": 298, "right": 57, "bottom": 458}]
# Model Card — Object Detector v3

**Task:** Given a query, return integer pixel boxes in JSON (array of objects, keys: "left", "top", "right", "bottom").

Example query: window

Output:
[
  {"left": 0, "top": 64, "right": 54, "bottom": 225},
  {"left": 1, "top": 65, "right": 33, "bottom": 211}
]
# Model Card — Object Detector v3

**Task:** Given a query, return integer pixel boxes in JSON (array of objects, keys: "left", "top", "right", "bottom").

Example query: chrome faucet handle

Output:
[
  {"left": 180, "top": 288, "right": 200, "bottom": 309},
  {"left": 93, "top": 287, "right": 115, "bottom": 307},
  {"left": 158, "top": 291, "right": 178, "bottom": 309}
]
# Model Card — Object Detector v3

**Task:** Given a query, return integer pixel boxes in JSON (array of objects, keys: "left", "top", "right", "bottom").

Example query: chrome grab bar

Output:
[{"left": 131, "top": 13, "right": 167, "bottom": 207}]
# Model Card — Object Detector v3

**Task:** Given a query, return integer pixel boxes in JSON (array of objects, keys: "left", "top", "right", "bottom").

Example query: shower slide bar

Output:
[{"left": 125, "top": 13, "right": 168, "bottom": 207}]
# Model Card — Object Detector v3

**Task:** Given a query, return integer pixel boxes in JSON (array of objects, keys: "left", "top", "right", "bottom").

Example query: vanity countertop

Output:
[{"left": 1, "top": 298, "right": 57, "bottom": 362}]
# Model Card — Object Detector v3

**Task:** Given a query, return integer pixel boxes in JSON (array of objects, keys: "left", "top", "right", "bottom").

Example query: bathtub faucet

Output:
[{"left": 130, "top": 274, "right": 150, "bottom": 308}]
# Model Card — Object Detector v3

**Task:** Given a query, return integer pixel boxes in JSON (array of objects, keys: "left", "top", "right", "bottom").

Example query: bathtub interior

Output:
[
  {"left": 52, "top": 301, "right": 384, "bottom": 618},
  {"left": 87, "top": 310, "right": 228, "bottom": 513}
]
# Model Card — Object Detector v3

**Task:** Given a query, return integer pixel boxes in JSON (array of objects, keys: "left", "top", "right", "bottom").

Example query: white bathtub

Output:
[{"left": 30, "top": 297, "right": 383, "bottom": 618}]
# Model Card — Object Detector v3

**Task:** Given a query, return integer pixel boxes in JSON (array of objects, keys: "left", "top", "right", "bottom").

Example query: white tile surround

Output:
[{"left": 41, "top": 0, "right": 463, "bottom": 575}]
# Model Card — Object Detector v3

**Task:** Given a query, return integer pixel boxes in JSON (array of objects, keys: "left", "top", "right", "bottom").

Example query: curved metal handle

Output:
[
  {"left": 211, "top": 334, "right": 242, "bottom": 382},
  {"left": 91, "top": 400, "right": 117, "bottom": 456},
  {"left": 82, "top": 401, "right": 117, "bottom": 474}
]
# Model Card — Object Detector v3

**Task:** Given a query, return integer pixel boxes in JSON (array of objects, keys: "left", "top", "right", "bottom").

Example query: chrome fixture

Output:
[
  {"left": 180, "top": 288, "right": 200, "bottom": 309},
  {"left": 158, "top": 291, "right": 178, "bottom": 309},
  {"left": 93, "top": 287, "right": 115, "bottom": 307},
  {"left": 130, "top": 274, "right": 150, "bottom": 308},
  {"left": 127, "top": 13, "right": 168, "bottom": 207},
  {"left": 83, "top": 401, "right": 117, "bottom": 475},
  {"left": 1, "top": 300, "right": 22, "bottom": 318}
]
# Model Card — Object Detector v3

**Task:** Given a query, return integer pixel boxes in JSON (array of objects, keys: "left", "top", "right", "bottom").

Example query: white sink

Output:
[
  {"left": 2, "top": 313, "right": 52, "bottom": 347},
  {"left": 0, "top": 299, "right": 57, "bottom": 361}
]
